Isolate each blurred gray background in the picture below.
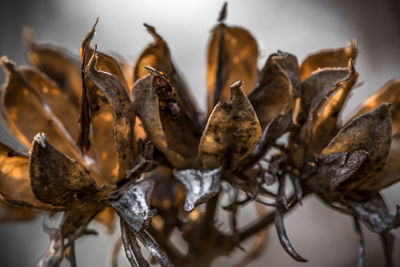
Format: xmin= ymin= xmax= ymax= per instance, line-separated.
xmin=0 ymin=0 xmax=399 ymax=266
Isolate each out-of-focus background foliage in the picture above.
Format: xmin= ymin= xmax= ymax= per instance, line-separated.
xmin=0 ymin=0 xmax=399 ymax=266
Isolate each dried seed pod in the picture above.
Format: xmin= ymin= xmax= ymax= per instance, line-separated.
xmin=19 ymin=67 xmax=80 ymax=141
xmin=85 ymin=47 xmax=137 ymax=181
xmin=351 ymin=78 xmax=400 ymax=134
xmin=248 ymin=51 xmax=300 ymax=130
xmin=308 ymin=62 xmax=358 ymax=154
xmin=300 ymin=41 xmax=357 ymax=80
xmin=0 ymin=141 xmax=52 ymax=210
xmin=321 ymin=103 xmax=392 ymax=192
xmin=308 ymin=150 xmax=368 ymax=193
xmin=132 ymin=69 xmax=200 ymax=169
xmin=206 ymin=6 xmax=258 ymax=114
xmin=0 ymin=57 xmax=84 ymax=163
xmin=79 ymin=21 xmax=133 ymax=182
xmin=29 ymin=133 xmax=101 ymax=208
xmin=80 ymin=19 xmax=129 ymax=89
xmin=301 ymin=67 xmax=352 ymax=116
xmin=357 ymin=133 xmax=400 ymax=194
xmin=290 ymin=66 xmax=353 ymax=167
xmin=23 ymin=27 xmax=82 ymax=107
xmin=199 ymin=81 xmax=261 ymax=171
xmin=134 ymin=23 xmax=202 ymax=132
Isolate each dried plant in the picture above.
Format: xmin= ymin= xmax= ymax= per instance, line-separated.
xmin=0 ymin=3 xmax=399 ymax=267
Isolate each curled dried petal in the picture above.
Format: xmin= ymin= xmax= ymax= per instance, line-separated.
xmin=300 ymin=41 xmax=357 ymax=80
xmin=291 ymin=66 xmax=358 ymax=167
xmin=301 ymin=67 xmax=352 ymax=116
xmin=80 ymin=19 xmax=129 ymax=89
xmin=132 ymin=70 xmax=200 ymax=169
xmin=308 ymin=62 xmax=358 ymax=154
xmin=86 ymin=48 xmax=137 ymax=181
xmin=79 ymin=21 xmax=132 ymax=182
xmin=199 ymin=81 xmax=261 ymax=171
xmin=134 ymin=23 xmax=202 ymax=132
xmin=248 ymin=51 xmax=300 ymax=130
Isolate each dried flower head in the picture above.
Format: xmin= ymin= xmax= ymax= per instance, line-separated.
xmin=0 ymin=3 xmax=399 ymax=267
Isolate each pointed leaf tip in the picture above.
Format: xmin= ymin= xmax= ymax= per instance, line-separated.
xmin=218 ymin=2 xmax=228 ymax=22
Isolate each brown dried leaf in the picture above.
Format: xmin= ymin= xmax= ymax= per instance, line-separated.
xmin=206 ymin=11 xmax=258 ymax=114
xmin=174 ymin=168 xmax=221 ymax=212
xmin=134 ymin=24 xmax=202 ymax=132
xmin=19 ymin=66 xmax=80 ymax=141
xmin=199 ymin=81 xmax=261 ymax=171
xmin=0 ymin=140 xmax=55 ymax=210
xmin=290 ymin=67 xmax=353 ymax=167
xmin=23 ymin=27 xmax=82 ymax=107
xmin=300 ymin=41 xmax=357 ymax=80
xmin=78 ymin=21 xmax=128 ymax=182
xmin=308 ymin=63 xmax=358 ymax=154
xmin=80 ymin=19 xmax=129 ymax=89
xmin=248 ymin=51 xmax=300 ymax=130
xmin=83 ymin=80 xmax=118 ymax=180
xmin=0 ymin=57 xmax=84 ymax=162
xmin=108 ymin=178 xmax=156 ymax=232
xmin=321 ymin=103 xmax=392 ymax=192
xmin=351 ymin=78 xmax=400 ymax=135
xmin=301 ymin=67 xmax=352 ymax=116
xmin=29 ymin=133 xmax=101 ymax=208
xmin=132 ymin=70 xmax=201 ymax=169
xmin=357 ymin=133 xmax=400 ymax=193
xmin=86 ymin=47 xmax=137 ymax=181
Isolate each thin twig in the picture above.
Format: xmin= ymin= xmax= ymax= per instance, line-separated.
xmin=238 ymin=194 xmax=299 ymax=242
